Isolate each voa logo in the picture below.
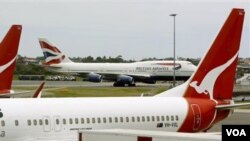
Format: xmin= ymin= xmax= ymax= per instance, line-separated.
xmin=226 ymin=129 xmax=246 ymax=137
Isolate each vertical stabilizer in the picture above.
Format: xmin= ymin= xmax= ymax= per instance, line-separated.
xmin=0 ymin=25 xmax=22 ymax=94
xmin=38 ymin=38 xmax=72 ymax=65
xmin=184 ymin=9 xmax=244 ymax=100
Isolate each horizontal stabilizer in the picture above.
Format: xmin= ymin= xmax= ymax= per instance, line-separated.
xmin=216 ymin=103 xmax=250 ymax=110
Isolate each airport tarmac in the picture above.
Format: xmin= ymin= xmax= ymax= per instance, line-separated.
xmin=208 ymin=109 xmax=250 ymax=132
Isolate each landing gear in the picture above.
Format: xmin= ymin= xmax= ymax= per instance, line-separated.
xmin=128 ymin=83 xmax=136 ymax=87
xmin=113 ymin=82 xmax=136 ymax=87
xmin=113 ymin=82 xmax=125 ymax=87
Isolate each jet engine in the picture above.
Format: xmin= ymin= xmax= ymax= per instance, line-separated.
xmin=113 ymin=75 xmax=135 ymax=87
xmin=86 ymin=73 xmax=102 ymax=82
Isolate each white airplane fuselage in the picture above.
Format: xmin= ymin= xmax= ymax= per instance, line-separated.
xmin=49 ymin=60 xmax=196 ymax=81
xmin=0 ymin=97 xmax=219 ymax=141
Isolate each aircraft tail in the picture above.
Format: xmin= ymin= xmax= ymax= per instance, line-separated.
xmin=38 ymin=38 xmax=72 ymax=65
xmin=0 ymin=25 xmax=22 ymax=94
xmin=183 ymin=8 xmax=244 ymax=100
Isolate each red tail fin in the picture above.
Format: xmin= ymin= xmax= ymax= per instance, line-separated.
xmin=184 ymin=9 xmax=244 ymax=100
xmin=0 ymin=25 xmax=22 ymax=94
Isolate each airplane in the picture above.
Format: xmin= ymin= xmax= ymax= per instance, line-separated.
xmin=1 ymin=8 xmax=250 ymax=141
xmin=38 ymin=39 xmax=196 ymax=87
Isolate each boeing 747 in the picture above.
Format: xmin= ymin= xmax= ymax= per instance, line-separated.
xmin=38 ymin=40 xmax=196 ymax=86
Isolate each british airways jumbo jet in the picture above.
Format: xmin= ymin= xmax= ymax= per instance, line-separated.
xmin=0 ymin=8 xmax=250 ymax=141
xmin=38 ymin=40 xmax=196 ymax=87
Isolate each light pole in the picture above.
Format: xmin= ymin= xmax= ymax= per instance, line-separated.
xmin=170 ymin=13 xmax=177 ymax=87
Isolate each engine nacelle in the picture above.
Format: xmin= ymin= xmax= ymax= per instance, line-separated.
xmin=86 ymin=73 xmax=102 ymax=82
xmin=114 ymin=75 xmax=135 ymax=86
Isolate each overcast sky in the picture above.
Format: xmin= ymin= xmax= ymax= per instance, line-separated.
xmin=0 ymin=0 xmax=249 ymax=60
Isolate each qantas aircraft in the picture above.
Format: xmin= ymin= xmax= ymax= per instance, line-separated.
xmin=38 ymin=39 xmax=196 ymax=87
xmin=1 ymin=8 xmax=250 ymax=141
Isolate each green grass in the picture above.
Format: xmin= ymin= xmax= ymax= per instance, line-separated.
xmin=43 ymin=87 xmax=168 ymax=97
xmin=12 ymin=86 xmax=168 ymax=98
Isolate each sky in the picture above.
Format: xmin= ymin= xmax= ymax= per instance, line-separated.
xmin=0 ymin=0 xmax=249 ymax=60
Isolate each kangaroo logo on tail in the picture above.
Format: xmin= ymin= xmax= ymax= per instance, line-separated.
xmin=0 ymin=56 xmax=17 ymax=73
xmin=190 ymin=51 xmax=239 ymax=99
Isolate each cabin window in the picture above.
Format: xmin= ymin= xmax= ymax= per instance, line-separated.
xmin=109 ymin=117 xmax=112 ymax=123
xmin=147 ymin=116 xmax=150 ymax=122
xmin=39 ymin=119 xmax=43 ymax=125
xmin=1 ymin=120 xmax=5 ymax=127
xmin=161 ymin=116 xmax=165 ymax=121
xmin=97 ymin=118 xmax=101 ymax=123
xmin=126 ymin=117 xmax=129 ymax=122
xmin=81 ymin=118 xmax=84 ymax=124
xmin=33 ymin=120 xmax=37 ymax=126
xmin=137 ymin=116 xmax=140 ymax=122
xmin=69 ymin=118 xmax=73 ymax=124
xmin=15 ymin=120 xmax=19 ymax=126
xmin=87 ymin=118 xmax=90 ymax=124
xmin=45 ymin=119 xmax=49 ymax=125
xmin=156 ymin=116 xmax=160 ymax=121
xmin=171 ymin=116 xmax=174 ymax=121
xmin=120 ymin=117 xmax=123 ymax=123
xmin=131 ymin=117 xmax=135 ymax=122
xmin=115 ymin=117 xmax=118 ymax=123
xmin=166 ymin=116 xmax=169 ymax=121
xmin=142 ymin=116 xmax=145 ymax=122
xmin=56 ymin=119 xmax=60 ymax=125
xmin=103 ymin=117 xmax=107 ymax=123
xmin=176 ymin=115 xmax=179 ymax=121
xmin=75 ymin=118 xmax=79 ymax=124
xmin=151 ymin=116 xmax=155 ymax=122
xmin=27 ymin=120 xmax=31 ymax=126
xmin=63 ymin=119 xmax=67 ymax=124
xmin=92 ymin=118 xmax=95 ymax=124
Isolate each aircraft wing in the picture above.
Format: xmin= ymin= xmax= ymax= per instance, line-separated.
xmin=0 ymin=82 xmax=45 ymax=98
xmin=0 ymin=82 xmax=65 ymax=98
xmin=78 ymin=129 xmax=221 ymax=141
xmin=77 ymin=72 xmax=151 ymax=81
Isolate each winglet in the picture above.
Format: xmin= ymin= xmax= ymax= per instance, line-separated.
xmin=32 ymin=81 xmax=45 ymax=98
xmin=0 ymin=25 xmax=22 ymax=95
